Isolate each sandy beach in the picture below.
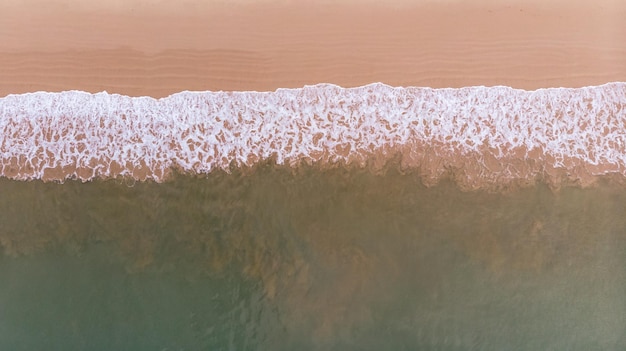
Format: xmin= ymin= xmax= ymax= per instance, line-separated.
xmin=1 ymin=0 xmax=626 ymax=188
xmin=1 ymin=0 xmax=625 ymax=97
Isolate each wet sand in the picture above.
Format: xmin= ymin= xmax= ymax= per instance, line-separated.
xmin=1 ymin=0 xmax=625 ymax=97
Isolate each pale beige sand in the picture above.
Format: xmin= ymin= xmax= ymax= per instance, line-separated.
xmin=1 ymin=0 xmax=626 ymax=188
xmin=1 ymin=0 xmax=625 ymax=97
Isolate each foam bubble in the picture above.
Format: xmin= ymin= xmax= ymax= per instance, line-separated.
xmin=1 ymin=83 xmax=625 ymax=188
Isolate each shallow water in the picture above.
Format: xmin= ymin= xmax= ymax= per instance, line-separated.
xmin=1 ymin=165 xmax=625 ymax=350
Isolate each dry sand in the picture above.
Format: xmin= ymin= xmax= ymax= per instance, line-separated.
xmin=1 ymin=0 xmax=625 ymax=97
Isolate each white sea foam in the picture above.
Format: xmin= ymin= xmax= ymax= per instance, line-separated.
xmin=1 ymin=83 xmax=625 ymax=184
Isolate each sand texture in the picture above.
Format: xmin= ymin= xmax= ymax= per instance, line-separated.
xmin=1 ymin=0 xmax=625 ymax=96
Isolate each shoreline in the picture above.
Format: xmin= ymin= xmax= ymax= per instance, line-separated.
xmin=1 ymin=82 xmax=625 ymax=190
xmin=2 ymin=0 xmax=625 ymax=190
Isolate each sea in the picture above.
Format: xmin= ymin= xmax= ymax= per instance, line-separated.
xmin=0 ymin=83 xmax=625 ymax=350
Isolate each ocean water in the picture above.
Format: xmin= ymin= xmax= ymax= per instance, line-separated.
xmin=1 ymin=83 xmax=626 ymax=349
xmin=1 ymin=164 xmax=625 ymax=350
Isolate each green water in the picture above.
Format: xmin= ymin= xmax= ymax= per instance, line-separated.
xmin=1 ymin=164 xmax=625 ymax=350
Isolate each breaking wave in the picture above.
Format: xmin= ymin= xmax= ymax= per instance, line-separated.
xmin=1 ymin=82 xmax=625 ymax=189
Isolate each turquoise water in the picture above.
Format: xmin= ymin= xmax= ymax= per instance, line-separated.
xmin=1 ymin=164 xmax=625 ymax=350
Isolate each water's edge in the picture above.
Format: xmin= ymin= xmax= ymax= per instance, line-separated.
xmin=1 ymin=82 xmax=625 ymax=191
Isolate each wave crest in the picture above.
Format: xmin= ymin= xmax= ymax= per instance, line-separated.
xmin=1 ymin=83 xmax=625 ymax=189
